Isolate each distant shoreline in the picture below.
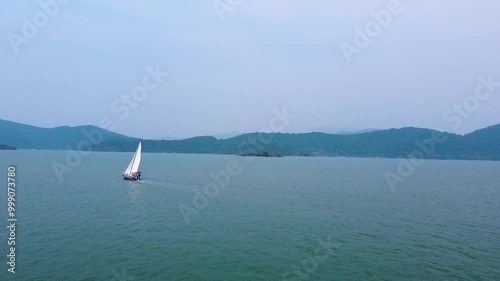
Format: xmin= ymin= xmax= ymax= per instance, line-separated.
xmin=238 ymin=152 xmax=284 ymax=158
xmin=3 ymin=149 xmax=499 ymax=162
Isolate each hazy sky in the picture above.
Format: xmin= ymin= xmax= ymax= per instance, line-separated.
xmin=1 ymin=0 xmax=499 ymax=139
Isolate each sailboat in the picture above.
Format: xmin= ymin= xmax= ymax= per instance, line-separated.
xmin=123 ymin=141 xmax=142 ymax=180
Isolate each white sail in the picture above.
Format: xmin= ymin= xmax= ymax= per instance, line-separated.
xmin=124 ymin=142 xmax=141 ymax=175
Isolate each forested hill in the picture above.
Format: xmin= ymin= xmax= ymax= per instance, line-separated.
xmin=0 ymin=144 xmax=16 ymax=150
xmin=1 ymin=119 xmax=499 ymax=161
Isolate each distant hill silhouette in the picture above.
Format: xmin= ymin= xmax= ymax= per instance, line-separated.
xmin=313 ymin=127 xmax=381 ymax=135
xmin=0 ymin=119 xmax=133 ymax=150
xmin=1 ymin=119 xmax=499 ymax=160
xmin=0 ymin=144 xmax=16 ymax=150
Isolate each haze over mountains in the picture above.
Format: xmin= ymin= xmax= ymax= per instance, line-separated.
xmin=1 ymin=119 xmax=499 ymax=160
xmin=312 ymin=128 xmax=381 ymax=135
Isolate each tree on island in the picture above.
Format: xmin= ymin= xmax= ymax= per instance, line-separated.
xmin=239 ymin=152 xmax=284 ymax=157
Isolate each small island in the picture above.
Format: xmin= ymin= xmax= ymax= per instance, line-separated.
xmin=239 ymin=152 xmax=284 ymax=157
xmin=0 ymin=144 xmax=16 ymax=150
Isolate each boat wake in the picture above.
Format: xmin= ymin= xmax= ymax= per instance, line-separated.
xmin=131 ymin=179 xmax=204 ymax=189
xmin=134 ymin=179 xmax=167 ymax=187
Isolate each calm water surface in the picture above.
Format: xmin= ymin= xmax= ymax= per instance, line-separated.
xmin=0 ymin=150 xmax=499 ymax=280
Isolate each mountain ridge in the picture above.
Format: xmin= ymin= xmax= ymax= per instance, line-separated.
xmin=1 ymin=119 xmax=499 ymax=160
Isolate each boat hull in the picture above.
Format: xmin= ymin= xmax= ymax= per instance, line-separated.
xmin=123 ymin=171 xmax=142 ymax=181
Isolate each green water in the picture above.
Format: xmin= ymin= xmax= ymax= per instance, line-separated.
xmin=0 ymin=150 xmax=499 ymax=280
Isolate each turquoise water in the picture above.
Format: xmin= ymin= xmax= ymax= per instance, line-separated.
xmin=0 ymin=150 xmax=499 ymax=280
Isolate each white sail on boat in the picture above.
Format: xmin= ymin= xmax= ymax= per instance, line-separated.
xmin=123 ymin=141 xmax=142 ymax=180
